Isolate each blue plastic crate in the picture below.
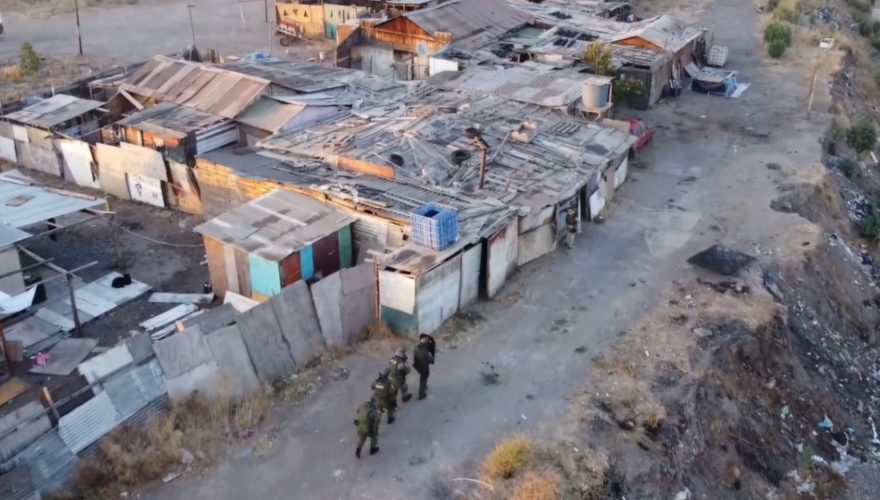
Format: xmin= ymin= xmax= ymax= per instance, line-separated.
xmin=411 ymin=204 xmax=459 ymax=251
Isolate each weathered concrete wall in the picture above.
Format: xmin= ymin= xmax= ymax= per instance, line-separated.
xmin=153 ymin=328 xmax=213 ymax=378
xmin=416 ymin=255 xmax=461 ymax=334
xmin=339 ymin=264 xmax=375 ymax=344
xmin=459 ymin=244 xmax=481 ymax=308
xmin=272 ymin=280 xmax=325 ymax=366
xmin=237 ymin=301 xmax=297 ymax=381
xmin=204 ymin=325 xmax=261 ymax=397
xmin=311 ymin=271 xmax=344 ymax=346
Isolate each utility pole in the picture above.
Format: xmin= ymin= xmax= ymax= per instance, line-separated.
xmin=74 ymin=0 xmax=83 ymax=55
xmin=187 ymin=1 xmax=197 ymax=48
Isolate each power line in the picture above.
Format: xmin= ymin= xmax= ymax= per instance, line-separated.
xmin=101 ymin=216 xmax=204 ymax=248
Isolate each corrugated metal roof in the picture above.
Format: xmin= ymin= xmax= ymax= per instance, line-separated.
xmin=5 ymin=94 xmax=104 ymax=129
xmin=612 ymin=15 xmax=702 ymax=53
xmin=103 ymin=359 xmax=166 ymax=419
xmin=120 ymin=56 xmax=269 ymax=119
xmin=11 ymin=430 xmax=77 ymax=497
xmin=441 ymin=67 xmax=583 ymax=107
xmin=116 ymin=102 xmax=229 ymax=137
xmin=194 ymin=188 xmax=356 ymax=261
xmin=235 ymin=97 xmax=305 ymax=133
xmin=0 ymin=170 xmax=104 ymax=229
xmin=58 ymin=391 xmax=121 ymax=454
xmin=0 ymin=401 xmax=52 ymax=463
xmin=224 ymin=60 xmax=356 ymax=93
xmin=404 ymin=0 xmax=534 ymax=51
xmin=0 ymin=224 xmax=29 ymax=248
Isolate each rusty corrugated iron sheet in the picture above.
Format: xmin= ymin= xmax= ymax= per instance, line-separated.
xmin=120 ymin=56 xmax=269 ymax=119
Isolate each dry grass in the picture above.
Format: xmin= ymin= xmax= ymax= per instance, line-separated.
xmin=273 ymin=367 xmax=318 ymax=404
xmin=61 ymin=390 xmax=274 ymax=498
xmin=482 ymin=436 xmax=533 ymax=481
xmin=233 ymin=386 xmax=271 ymax=433
xmin=512 ymin=470 xmax=563 ymax=500
xmin=1 ymin=65 xmax=22 ymax=82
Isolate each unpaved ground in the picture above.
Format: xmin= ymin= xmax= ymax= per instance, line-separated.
xmin=0 ymin=0 xmax=330 ymax=65
xmin=141 ymin=0 xmax=840 ymax=497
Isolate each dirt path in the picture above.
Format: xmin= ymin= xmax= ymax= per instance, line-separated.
xmin=0 ymin=0 xmax=318 ymax=63
xmin=146 ymin=0 xmax=835 ymax=498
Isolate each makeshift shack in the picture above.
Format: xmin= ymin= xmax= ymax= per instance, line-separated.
xmin=194 ymin=188 xmax=357 ymax=299
xmin=0 ymin=95 xmax=105 ymax=176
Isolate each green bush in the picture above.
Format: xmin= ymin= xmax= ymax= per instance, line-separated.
xmin=837 ymin=158 xmax=857 ymax=178
xmin=19 ymin=43 xmax=40 ymax=76
xmin=764 ymin=22 xmax=793 ymax=45
xmin=612 ymin=77 xmax=646 ymax=102
xmin=768 ymin=38 xmax=789 ymax=58
xmin=765 ymin=22 xmax=793 ymax=58
xmin=847 ymin=0 xmax=871 ymax=13
xmin=860 ymin=209 xmax=880 ymax=244
xmin=872 ymin=35 xmax=880 ymax=52
xmin=848 ymin=122 xmax=877 ymax=153
xmin=860 ymin=19 xmax=874 ymax=37
xmin=874 ymin=20 xmax=880 ymax=35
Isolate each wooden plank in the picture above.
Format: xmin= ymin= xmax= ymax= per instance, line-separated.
xmin=149 ymin=293 xmax=215 ymax=304
xmin=0 ymin=377 xmax=30 ymax=405
xmin=139 ymin=304 xmax=198 ymax=331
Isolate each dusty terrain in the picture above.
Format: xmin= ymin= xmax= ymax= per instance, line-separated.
xmin=133 ymin=0 xmax=863 ymax=498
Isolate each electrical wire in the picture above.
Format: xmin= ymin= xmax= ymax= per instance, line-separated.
xmin=102 ymin=216 xmax=204 ymax=248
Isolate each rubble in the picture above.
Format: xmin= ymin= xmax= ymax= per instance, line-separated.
xmin=686 ymin=244 xmax=755 ymax=276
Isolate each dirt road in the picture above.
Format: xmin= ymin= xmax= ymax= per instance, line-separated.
xmin=0 ymin=0 xmax=295 ymax=63
xmin=145 ymin=0 xmax=833 ymax=498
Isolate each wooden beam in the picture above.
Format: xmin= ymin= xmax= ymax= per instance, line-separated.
xmin=118 ymin=88 xmax=145 ymax=111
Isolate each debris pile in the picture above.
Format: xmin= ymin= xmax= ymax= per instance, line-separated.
xmin=687 ymin=244 xmax=755 ymax=276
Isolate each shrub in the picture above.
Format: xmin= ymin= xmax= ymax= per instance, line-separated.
xmin=848 ymin=121 xmax=877 ymax=153
xmin=512 ymin=470 xmax=563 ymax=500
xmin=19 ymin=43 xmax=40 ymax=76
xmin=860 ymin=208 xmax=880 ymax=244
xmin=612 ymin=77 xmax=646 ymax=102
xmin=837 ymin=157 xmax=857 ymax=178
xmin=764 ymin=22 xmax=793 ymax=58
xmin=860 ymin=19 xmax=874 ymax=37
xmin=764 ymin=22 xmax=793 ymax=45
xmin=847 ymin=0 xmax=871 ymax=13
xmin=773 ymin=6 xmax=799 ymax=23
xmin=874 ymin=20 xmax=880 ymax=35
xmin=581 ymin=42 xmax=614 ymax=76
xmin=482 ymin=436 xmax=532 ymax=480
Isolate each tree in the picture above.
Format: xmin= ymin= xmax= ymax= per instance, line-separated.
xmin=582 ymin=42 xmax=614 ymax=76
xmin=19 ymin=43 xmax=40 ymax=76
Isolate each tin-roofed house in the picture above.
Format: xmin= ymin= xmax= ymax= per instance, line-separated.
xmin=194 ymin=188 xmax=357 ymax=299
xmin=0 ymin=95 xmax=106 ymax=178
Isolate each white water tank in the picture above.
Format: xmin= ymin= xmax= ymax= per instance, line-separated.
xmin=581 ymin=76 xmax=611 ymax=110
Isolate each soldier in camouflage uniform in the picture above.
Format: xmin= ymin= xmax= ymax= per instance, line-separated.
xmin=413 ymin=335 xmax=435 ymax=400
xmin=353 ymin=397 xmax=380 ymax=458
xmin=371 ymin=368 xmax=397 ymax=424
xmin=389 ymin=347 xmax=412 ymax=403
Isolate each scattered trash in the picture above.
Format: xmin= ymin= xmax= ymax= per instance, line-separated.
xmin=819 ymin=416 xmax=834 ymax=430
xmin=762 ymin=271 xmax=784 ymax=301
xmin=819 ymin=37 xmax=834 ymax=50
xmin=673 ymin=488 xmax=691 ymax=500
xmin=181 ymin=448 xmax=194 ymax=465
xmin=781 ymin=405 xmax=790 ymax=420
xmin=692 ymin=327 xmax=713 ymax=338
xmin=687 ymin=245 xmax=755 ymax=276
xmin=162 ymin=471 xmax=181 ymax=484
xmin=30 ymin=352 xmax=49 ymax=366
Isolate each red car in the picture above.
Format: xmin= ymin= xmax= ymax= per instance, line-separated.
xmin=626 ymin=119 xmax=655 ymax=158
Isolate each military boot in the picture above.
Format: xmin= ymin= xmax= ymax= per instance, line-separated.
xmin=369 ymin=446 xmax=380 ymax=455
xmin=355 ymin=447 xmax=362 ymax=459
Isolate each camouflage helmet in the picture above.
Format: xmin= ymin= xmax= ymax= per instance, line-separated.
xmin=380 ymin=367 xmax=391 ymax=379
xmin=395 ymin=346 xmax=407 ymax=358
